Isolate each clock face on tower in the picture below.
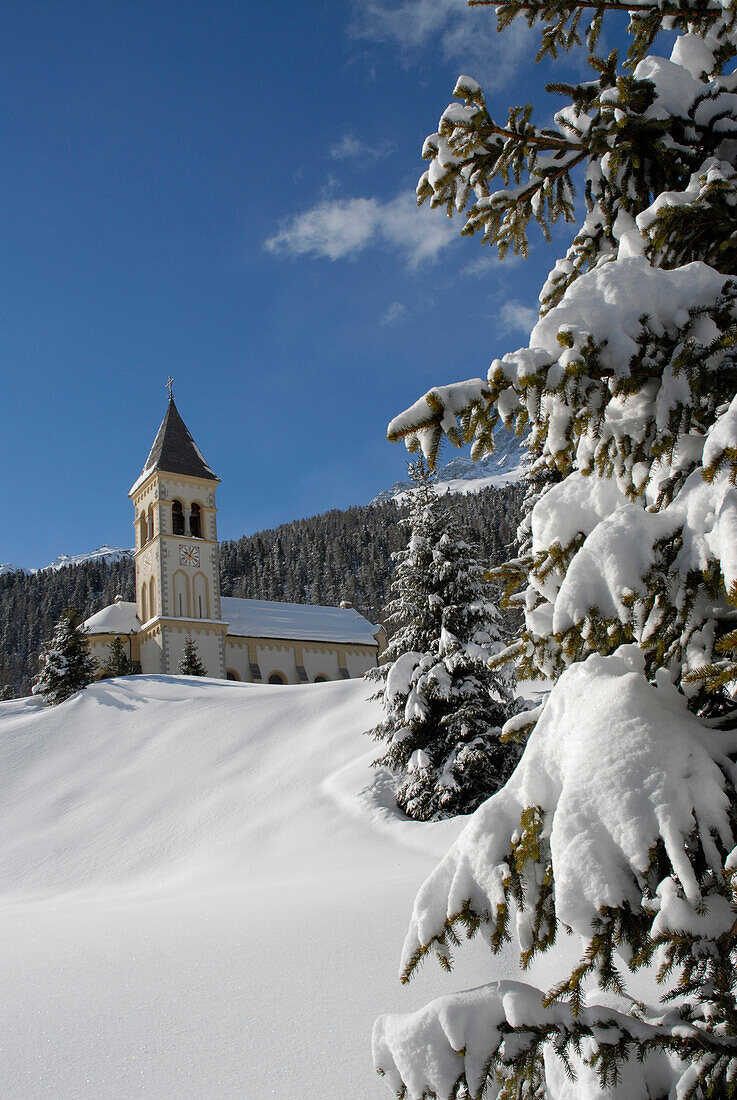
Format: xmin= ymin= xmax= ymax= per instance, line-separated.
xmin=179 ymin=544 xmax=200 ymax=568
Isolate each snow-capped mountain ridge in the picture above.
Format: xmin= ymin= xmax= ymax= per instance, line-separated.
xmin=0 ymin=546 xmax=133 ymax=576
xmin=0 ymin=563 xmax=28 ymax=576
xmin=372 ymin=426 xmax=527 ymax=504
xmin=44 ymin=545 xmax=133 ymax=572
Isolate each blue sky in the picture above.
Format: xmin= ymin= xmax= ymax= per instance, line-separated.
xmin=2 ymin=0 xmax=577 ymax=567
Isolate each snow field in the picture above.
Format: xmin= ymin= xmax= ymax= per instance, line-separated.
xmin=0 ymin=675 xmax=507 ymax=1098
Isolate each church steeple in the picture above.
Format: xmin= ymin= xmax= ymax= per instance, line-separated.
xmin=129 ymin=393 xmax=227 ymax=679
xmin=139 ymin=396 xmax=219 ymax=483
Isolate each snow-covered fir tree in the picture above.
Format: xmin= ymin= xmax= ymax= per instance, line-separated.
xmin=373 ymin=5 xmax=737 ymax=1099
xmin=32 ymin=606 xmax=97 ymax=706
xmin=99 ymin=635 xmax=134 ymax=679
xmin=178 ymin=634 xmax=206 ymax=677
xmin=368 ymin=460 xmax=518 ymax=821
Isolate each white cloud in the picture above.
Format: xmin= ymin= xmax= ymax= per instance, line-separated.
xmin=265 ymin=190 xmax=457 ymax=268
xmin=329 ymin=134 xmax=396 ymax=162
xmin=462 ymin=254 xmax=500 ymax=277
xmin=500 ymin=299 xmax=539 ymax=335
xmin=350 ymin=0 xmax=532 ymax=86
xmin=381 ymin=301 xmax=406 ymax=325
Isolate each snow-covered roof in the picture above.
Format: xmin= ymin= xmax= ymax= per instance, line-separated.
xmin=83 ymin=597 xmax=380 ymax=646
xmin=84 ymin=601 xmax=141 ymax=635
xmin=221 ymin=597 xmax=379 ymax=645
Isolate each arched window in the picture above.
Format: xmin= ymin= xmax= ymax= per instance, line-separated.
xmin=268 ymin=671 xmax=286 ymax=685
xmin=141 ymin=582 xmax=148 ymax=623
xmin=138 ymin=514 xmax=148 ymax=547
xmin=148 ymin=576 xmax=156 ymax=618
xmin=192 ymin=573 xmax=209 ymax=619
xmin=226 ymin=669 xmax=241 ymax=681
xmin=172 ymin=500 xmax=184 ymax=536
xmin=173 ymin=571 xmax=189 ymax=617
xmin=147 ymin=506 xmax=154 ymax=541
xmin=314 ymin=674 xmax=328 ymax=683
xmin=190 ymin=503 xmax=201 ymax=538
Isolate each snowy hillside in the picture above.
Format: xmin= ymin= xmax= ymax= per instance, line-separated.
xmin=0 ymin=676 xmax=514 ymax=1099
xmin=372 ymin=426 xmax=526 ymax=504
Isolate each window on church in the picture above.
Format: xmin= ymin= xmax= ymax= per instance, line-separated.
xmin=172 ymin=500 xmax=184 ymax=535
xmin=314 ymin=675 xmax=328 ymax=683
xmin=147 ymin=506 xmax=154 ymax=541
xmin=190 ymin=503 xmax=201 ymax=538
xmin=139 ymin=514 xmax=148 ymax=547
xmin=268 ymin=671 xmax=286 ymax=685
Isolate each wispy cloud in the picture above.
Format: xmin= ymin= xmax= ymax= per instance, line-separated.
xmin=462 ymin=254 xmax=501 ymax=277
xmin=380 ymin=301 xmax=406 ymax=325
xmin=500 ymin=299 xmax=539 ymax=335
xmin=329 ymin=134 xmax=396 ymax=163
xmin=350 ymin=0 xmax=532 ymax=86
xmin=265 ymin=190 xmax=457 ymax=268
xmin=462 ymin=250 xmax=525 ymax=277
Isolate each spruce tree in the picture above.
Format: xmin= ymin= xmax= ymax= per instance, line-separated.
xmin=32 ymin=606 xmax=97 ymax=706
xmin=98 ymin=635 xmax=134 ymax=679
xmin=373 ymin=5 xmax=737 ymax=1098
xmin=368 ymin=461 xmax=518 ymax=820
xmin=178 ymin=634 xmax=206 ymax=677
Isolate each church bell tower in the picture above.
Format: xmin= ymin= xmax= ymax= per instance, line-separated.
xmin=129 ymin=387 xmax=227 ymax=678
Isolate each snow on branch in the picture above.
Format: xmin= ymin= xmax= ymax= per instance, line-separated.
xmin=400 ymin=646 xmax=737 ymax=981
xmin=373 ymin=974 xmax=737 ymax=1100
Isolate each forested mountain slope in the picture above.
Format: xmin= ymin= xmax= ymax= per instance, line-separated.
xmin=0 ymin=484 xmax=522 ymax=696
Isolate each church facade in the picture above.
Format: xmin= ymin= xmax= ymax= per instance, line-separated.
xmin=84 ymin=397 xmax=383 ymax=683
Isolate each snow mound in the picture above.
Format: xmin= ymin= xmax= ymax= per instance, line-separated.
xmin=0 ymin=675 xmax=502 ymax=1099
xmin=0 ymin=675 xmax=393 ymax=900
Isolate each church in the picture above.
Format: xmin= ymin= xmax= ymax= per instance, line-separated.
xmin=84 ymin=394 xmax=384 ymax=683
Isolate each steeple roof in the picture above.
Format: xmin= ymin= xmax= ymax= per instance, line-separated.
xmin=134 ymin=398 xmax=219 ymax=489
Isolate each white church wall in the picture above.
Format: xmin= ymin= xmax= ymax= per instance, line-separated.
xmin=164 ymin=624 xmax=225 ymax=679
xmin=257 ymin=643 xmax=299 ymax=684
xmin=302 ymin=646 xmax=341 ymax=682
xmin=139 ymin=630 xmax=165 ymax=675
xmin=344 ymin=648 xmax=378 ymax=678
xmin=223 ymin=639 xmax=251 ymax=682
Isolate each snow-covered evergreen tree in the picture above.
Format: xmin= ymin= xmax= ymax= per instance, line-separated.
xmin=368 ymin=461 xmax=518 ymax=821
xmin=178 ymin=634 xmax=206 ymax=677
xmin=373 ymin=5 xmax=737 ymax=1098
xmin=32 ymin=606 xmax=97 ymax=706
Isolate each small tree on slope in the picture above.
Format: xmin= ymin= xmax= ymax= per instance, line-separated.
xmin=98 ymin=635 xmax=134 ymax=679
xmin=372 ymin=6 xmax=737 ymax=1099
xmin=32 ymin=606 xmax=97 ymax=706
xmin=368 ymin=461 xmax=519 ymax=821
xmin=178 ymin=634 xmax=206 ymax=677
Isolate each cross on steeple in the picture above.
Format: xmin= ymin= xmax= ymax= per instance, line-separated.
xmin=166 ymin=376 xmax=174 ymax=400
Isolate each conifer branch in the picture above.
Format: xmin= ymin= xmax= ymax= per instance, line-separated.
xmin=470 ymin=0 xmax=724 ymax=15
